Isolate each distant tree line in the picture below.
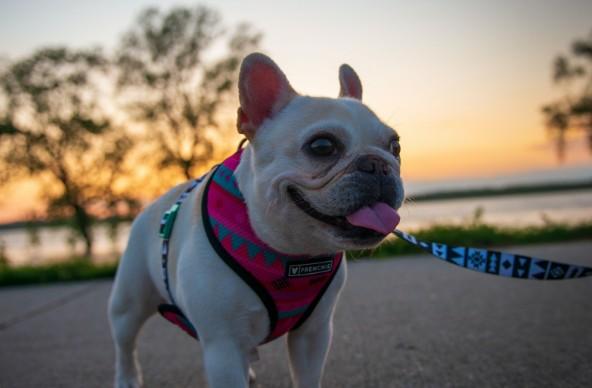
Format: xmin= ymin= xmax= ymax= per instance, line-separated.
xmin=0 ymin=5 xmax=261 ymax=257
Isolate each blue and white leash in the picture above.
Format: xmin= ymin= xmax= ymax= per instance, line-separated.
xmin=393 ymin=229 xmax=592 ymax=280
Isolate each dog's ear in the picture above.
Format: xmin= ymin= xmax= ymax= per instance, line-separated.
xmin=338 ymin=64 xmax=363 ymax=100
xmin=237 ymin=53 xmax=297 ymax=139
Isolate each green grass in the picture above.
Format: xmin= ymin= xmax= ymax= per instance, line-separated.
xmin=0 ymin=258 xmax=117 ymax=287
xmin=352 ymin=220 xmax=592 ymax=259
xmin=1 ymin=220 xmax=591 ymax=287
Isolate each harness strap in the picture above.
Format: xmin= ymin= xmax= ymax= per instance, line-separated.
xmin=393 ymin=229 xmax=592 ymax=280
xmin=201 ymin=155 xmax=343 ymax=343
xmin=160 ymin=179 xmax=201 ymax=304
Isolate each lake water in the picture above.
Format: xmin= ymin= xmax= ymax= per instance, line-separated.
xmin=398 ymin=189 xmax=592 ymax=230
xmin=1 ymin=189 xmax=591 ymax=266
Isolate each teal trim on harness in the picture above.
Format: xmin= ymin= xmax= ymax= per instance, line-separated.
xmin=157 ymin=179 xmax=202 ymax=340
xmin=160 ymin=180 xmax=201 ymax=305
xmin=159 ymin=203 xmax=181 ymax=239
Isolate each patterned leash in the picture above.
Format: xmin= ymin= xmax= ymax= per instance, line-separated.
xmin=393 ymin=229 xmax=592 ymax=280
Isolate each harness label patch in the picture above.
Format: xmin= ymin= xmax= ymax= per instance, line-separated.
xmin=287 ymin=260 xmax=333 ymax=277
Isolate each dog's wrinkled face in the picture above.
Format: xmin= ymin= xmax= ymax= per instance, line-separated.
xmin=234 ymin=54 xmax=404 ymax=255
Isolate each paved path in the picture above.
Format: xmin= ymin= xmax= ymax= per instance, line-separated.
xmin=1 ymin=241 xmax=591 ymax=388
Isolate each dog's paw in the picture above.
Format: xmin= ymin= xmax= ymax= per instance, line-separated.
xmin=115 ymin=375 xmax=143 ymax=388
xmin=248 ymin=366 xmax=257 ymax=386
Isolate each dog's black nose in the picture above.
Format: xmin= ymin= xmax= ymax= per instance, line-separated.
xmin=355 ymin=155 xmax=389 ymax=176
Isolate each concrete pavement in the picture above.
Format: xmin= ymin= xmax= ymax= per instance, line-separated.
xmin=1 ymin=241 xmax=591 ymax=387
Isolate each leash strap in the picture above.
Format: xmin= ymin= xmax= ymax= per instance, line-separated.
xmin=393 ymin=229 xmax=592 ymax=280
xmin=159 ymin=179 xmax=201 ymax=304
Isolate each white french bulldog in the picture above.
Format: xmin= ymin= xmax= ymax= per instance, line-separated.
xmin=109 ymin=53 xmax=404 ymax=388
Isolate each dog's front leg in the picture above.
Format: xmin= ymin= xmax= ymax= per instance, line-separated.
xmin=202 ymin=339 xmax=250 ymax=388
xmin=287 ymin=262 xmax=345 ymax=388
xmin=287 ymin=319 xmax=333 ymax=388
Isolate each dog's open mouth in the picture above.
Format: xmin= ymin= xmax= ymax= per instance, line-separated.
xmin=287 ymin=187 xmax=400 ymax=241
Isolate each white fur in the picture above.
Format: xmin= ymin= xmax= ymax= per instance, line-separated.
xmin=109 ymin=53 xmax=401 ymax=388
xmin=236 ymin=96 xmax=403 ymax=255
xmin=108 ymin=173 xmax=346 ymax=388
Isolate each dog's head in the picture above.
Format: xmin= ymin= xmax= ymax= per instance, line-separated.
xmin=234 ymin=53 xmax=404 ymax=255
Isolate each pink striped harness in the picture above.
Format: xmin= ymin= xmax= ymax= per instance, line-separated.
xmin=159 ymin=150 xmax=343 ymax=343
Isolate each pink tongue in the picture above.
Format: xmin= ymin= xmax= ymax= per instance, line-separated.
xmin=345 ymin=202 xmax=400 ymax=235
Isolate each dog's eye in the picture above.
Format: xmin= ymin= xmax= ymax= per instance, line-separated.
xmin=389 ymin=140 xmax=401 ymax=158
xmin=308 ymin=137 xmax=338 ymax=157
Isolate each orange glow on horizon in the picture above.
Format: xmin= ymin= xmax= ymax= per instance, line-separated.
xmin=1 ymin=132 xmax=590 ymax=224
xmin=1 ymin=0 xmax=592 ymax=223
xmin=401 ymin=141 xmax=591 ymax=180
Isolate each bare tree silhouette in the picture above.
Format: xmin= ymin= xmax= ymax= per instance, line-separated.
xmin=542 ymin=29 xmax=592 ymax=160
xmin=116 ymin=5 xmax=261 ymax=180
xmin=0 ymin=48 xmax=137 ymax=257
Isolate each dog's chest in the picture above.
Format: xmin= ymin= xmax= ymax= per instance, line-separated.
xmin=201 ymin=151 xmax=344 ymax=342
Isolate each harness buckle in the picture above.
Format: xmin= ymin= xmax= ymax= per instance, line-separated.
xmin=159 ymin=203 xmax=181 ymax=239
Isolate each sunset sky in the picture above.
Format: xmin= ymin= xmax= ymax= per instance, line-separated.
xmin=1 ymin=0 xmax=592 ymax=221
